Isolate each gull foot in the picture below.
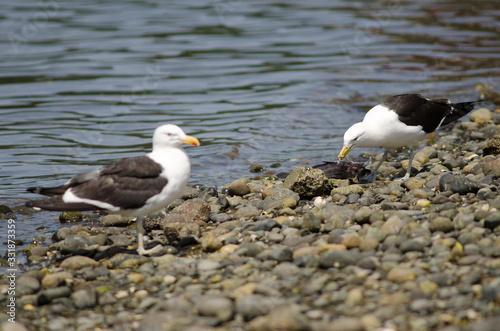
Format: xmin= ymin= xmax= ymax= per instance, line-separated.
xmin=137 ymin=243 xmax=164 ymax=256
xmin=359 ymin=172 xmax=376 ymax=183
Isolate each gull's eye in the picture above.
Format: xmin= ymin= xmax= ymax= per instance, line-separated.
xmin=165 ymin=132 xmax=173 ymax=137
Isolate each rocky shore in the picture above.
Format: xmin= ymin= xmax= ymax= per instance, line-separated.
xmin=2 ymin=103 xmax=500 ymax=331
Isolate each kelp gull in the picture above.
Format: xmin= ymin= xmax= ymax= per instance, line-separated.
xmin=26 ymin=124 xmax=200 ymax=255
xmin=339 ymin=94 xmax=480 ymax=180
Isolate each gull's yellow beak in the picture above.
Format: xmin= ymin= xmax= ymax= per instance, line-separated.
xmin=182 ymin=135 xmax=200 ymax=147
xmin=338 ymin=146 xmax=352 ymax=160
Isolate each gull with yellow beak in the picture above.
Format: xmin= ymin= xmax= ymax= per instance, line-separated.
xmin=339 ymin=94 xmax=479 ymax=181
xmin=26 ymin=124 xmax=200 ymax=255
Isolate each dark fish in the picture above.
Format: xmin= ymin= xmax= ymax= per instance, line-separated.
xmin=313 ymin=161 xmax=372 ymax=179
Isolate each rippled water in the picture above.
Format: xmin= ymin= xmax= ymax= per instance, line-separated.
xmin=0 ymin=0 xmax=499 ymax=261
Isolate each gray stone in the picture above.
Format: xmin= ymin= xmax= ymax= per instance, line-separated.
xmin=236 ymin=295 xmax=278 ymax=321
xmin=273 ymin=262 xmax=301 ymax=278
xmin=60 ymin=255 xmax=99 ymax=270
xmin=268 ymin=246 xmax=293 ymax=262
xmin=248 ymin=304 xmax=311 ymax=331
xmin=381 ymin=201 xmax=409 ymax=210
xmin=470 ymin=107 xmax=493 ymax=123
xmin=477 ymin=187 xmax=496 ymax=200
xmin=327 ymin=317 xmax=364 ymax=331
xmin=177 ymin=199 xmax=211 ymax=222
xmin=483 ymin=136 xmax=500 ymax=156
xmin=195 ymin=295 xmax=234 ymax=322
xmin=265 ymin=184 xmax=300 ymax=202
xmin=240 ymin=242 xmax=265 ymax=257
xmin=201 ymin=234 xmax=223 ymax=252
xmin=216 ymin=195 xmax=230 ymax=209
xmin=180 ymin=186 xmax=200 ymax=199
xmin=80 ymin=267 xmax=110 ymax=281
xmin=429 ymin=217 xmax=454 ymax=233
xmin=345 ymin=193 xmax=360 ymax=204
xmin=100 ymin=214 xmax=130 ymax=227
xmin=357 ymin=257 xmax=378 ymax=270
xmin=71 ymin=288 xmax=97 ymax=309
xmin=41 ymin=271 xmax=74 ymax=289
xmin=484 ymin=212 xmax=500 ymax=230
xmin=253 ymin=218 xmax=280 ymax=232
xmin=198 ymin=186 xmax=218 ymax=201
xmin=294 ymin=254 xmax=319 ymax=268
xmin=38 ymin=286 xmax=72 ymax=305
xmin=59 ymin=236 xmax=97 ymax=255
xmin=29 ymin=245 xmax=48 ymax=257
xmin=284 ymin=166 xmax=330 ymax=198
xmin=53 ymin=227 xmax=72 ymax=241
xmin=400 ymin=239 xmax=425 ymax=253
xmin=439 ymin=173 xmax=484 ymax=195
xmin=353 ymin=208 xmax=372 ymax=224
xmin=226 ymin=178 xmax=251 ymax=196
xmin=410 ymin=298 xmax=433 ymax=313
xmin=211 ymin=212 xmax=232 ymax=223
xmin=197 ymin=260 xmax=221 ymax=272
xmin=301 ymin=212 xmax=321 ymax=233
xmin=16 ymin=276 xmax=40 ymax=296
xmin=467 ymin=316 xmax=500 ymax=331
xmin=234 ymin=205 xmax=260 ymax=219
xmin=319 ymin=250 xmax=358 ymax=268
xmin=257 ymin=199 xmax=283 ymax=212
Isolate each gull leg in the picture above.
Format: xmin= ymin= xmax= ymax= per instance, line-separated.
xmin=361 ymin=150 xmax=388 ymax=182
xmin=136 ymin=217 xmax=163 ymax=256
xmin=402 ymin=148 xmax=415 ymax=180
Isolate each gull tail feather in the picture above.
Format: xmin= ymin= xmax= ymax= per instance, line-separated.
xmin=26 ymin=196 xmax=101 ymax=212
xmin=441 ymin=100 xmax=482 ymax=126
xmin=27 ymin=185 xmax=69 ymax=196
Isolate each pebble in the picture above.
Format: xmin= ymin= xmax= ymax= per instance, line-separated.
xmin=439 ymin=173 xmax=484 ymax=194
xmin=301 ymin=212 xmax=321 ymax=232
xmin=319 ymin=249 xmax=358 ymax=268
xmin=429 ymin=217 xmax=455 ymax=233
xmin=248 ymin=305 xmax=311 ymax=331
xmin=234 ymin=205 xmax=260 ymax=219
xmin=41 ymin=271 xmax=74 ymax=289
xmin=469 ymin=107 xmax=493 ymax=124
xmin=268 ymin=246 xmax=293 ymax=262
xmin=387 ymin=267 xmax=417 ymax=282
xmin=196 ymin=295 xmax=235 ymax=322
xmin=60 ymin=255 xmax=100 ymax=270
xmin=100 ymin=214 xmax=130 ymax=227
xmin=201 ymin=234 xmax=223 ymax=252
xmin=283 ymin=166 xmax=330 ymax=198
xmin=327 ymin=317 xmax=364 ymax=331
xmin=16 ymin=276 xmax=40 ymax=296
xmin=71 ymin=288 xmax=97 ymax=309
xmin=177 ymin=199 xmax=211 ymax=222
xmin=381 ymin=215 xmax=405 ymax=235
xmin=400 ymin=239 xmax=425 ymax=253
xmin=484 ymin=212 xmax=500 ymax=230
xmin=226 ymin=178 xmax=252 ymax=196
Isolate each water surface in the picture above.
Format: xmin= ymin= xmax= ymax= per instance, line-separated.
xmin=1 ymin=0 xmax=499 ymax=263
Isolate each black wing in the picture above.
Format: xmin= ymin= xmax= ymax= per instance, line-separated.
xmin=382 ymin=94 xmax=452 ymax=133
xmin=382 ymin=94 xmax=479 ymax=133
xmin=27 ymin=155 xmax=168 ymax=211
